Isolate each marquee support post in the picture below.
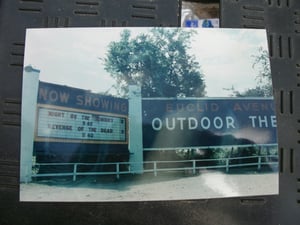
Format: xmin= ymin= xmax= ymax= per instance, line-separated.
xmin=128 ymin=85 xmax=144 ymax=174
xmin=20 ymin=65 xmax=40 ymax=183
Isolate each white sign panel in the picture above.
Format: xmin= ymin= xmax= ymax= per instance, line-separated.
xmin=35 ymin=105 xmax=127 ymax=144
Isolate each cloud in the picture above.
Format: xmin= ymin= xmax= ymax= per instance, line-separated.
xmin=188 ymin=29 xmax=269 ymax=97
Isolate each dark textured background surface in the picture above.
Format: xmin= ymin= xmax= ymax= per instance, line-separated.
xmin=0 ymin=0 xmax=299 ymax=224
xmin=221 ymin=0 xmax=300 ymax=224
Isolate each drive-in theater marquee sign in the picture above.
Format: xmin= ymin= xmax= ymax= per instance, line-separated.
xmin=36 ymin=81 xmax=128 ymax=144
xmin=35 ymin=82 xmax=277 ymax=149
xmin=142 ymin=98 xmax=277 ymax=149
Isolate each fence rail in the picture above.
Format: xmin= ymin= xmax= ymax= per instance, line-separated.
xmin=31 ymin=155 xmax=278 ymax=181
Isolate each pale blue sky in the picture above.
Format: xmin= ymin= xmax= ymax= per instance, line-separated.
xmin=24 ymin=27 xmax=270 ymax=97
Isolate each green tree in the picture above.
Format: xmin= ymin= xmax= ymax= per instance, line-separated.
xmin=234 ymin=47 xmax=272 ymax=97
xmin=104 ymin=28 xmax=206 ymax=97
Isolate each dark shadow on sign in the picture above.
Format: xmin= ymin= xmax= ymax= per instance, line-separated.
xmin=34 ymin=142 xmax=129 ymax=175
xmin=142 ymin=123 xmax=257 ymax=149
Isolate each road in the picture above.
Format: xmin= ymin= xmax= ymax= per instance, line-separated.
xmin=20 ymin=170 xmax=278 ymax=202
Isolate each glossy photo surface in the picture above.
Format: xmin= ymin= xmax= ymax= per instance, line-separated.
xmin=20 ymin=27 xmax=278 ymax=201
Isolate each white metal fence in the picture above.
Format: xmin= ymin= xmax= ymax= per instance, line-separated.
xmin=31 ymin=154 xmax=278 ymax=181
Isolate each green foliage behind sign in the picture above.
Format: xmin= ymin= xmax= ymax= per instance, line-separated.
xmin=104 ymin=28 xmax=206 ymax=98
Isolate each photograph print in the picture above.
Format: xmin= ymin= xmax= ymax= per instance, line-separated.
xmin=20 ymin=27 xmax=278 ymax=201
